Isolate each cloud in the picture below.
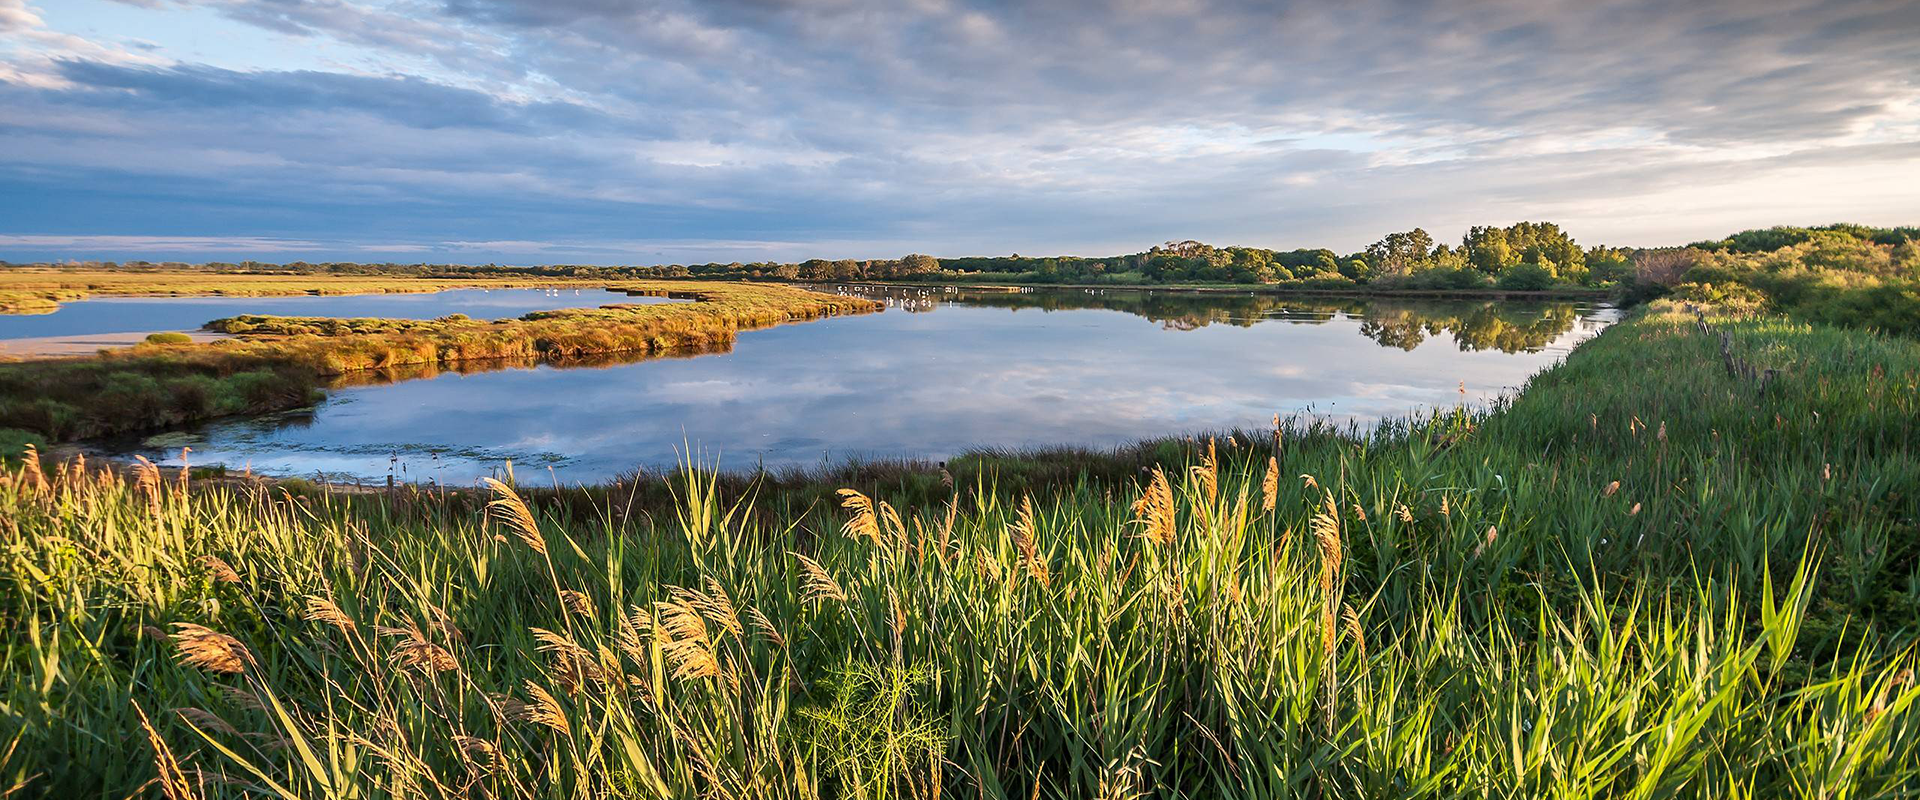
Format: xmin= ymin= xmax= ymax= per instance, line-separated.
xmin=0 ymin=234 xmax=328 ymax=251
xmin=1 ymin=0 xmax=1917 ymax=262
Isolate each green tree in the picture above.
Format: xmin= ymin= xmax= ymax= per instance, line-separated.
xmin=1365 ymin=228 xmax=1435 ymax=278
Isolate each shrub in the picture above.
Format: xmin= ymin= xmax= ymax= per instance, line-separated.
xmin=1495 ymin=261 xmax=1557 ymax=291
xmin=0 ymin=427 xmax=44 ymax=461
xmin=143 ymin=332 xmax=193 ymax=345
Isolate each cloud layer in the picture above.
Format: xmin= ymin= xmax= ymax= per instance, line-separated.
xmin=2 ymin=0 xmax=1917 ymax=262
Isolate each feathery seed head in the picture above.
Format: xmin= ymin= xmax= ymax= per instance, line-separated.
xmin=791 ymin=551 xmax=848 ymax=604
xmin=170 ymin=623 xmax=249 ymax=674
xmin=483 ymin=477 xmax=546 ymax=555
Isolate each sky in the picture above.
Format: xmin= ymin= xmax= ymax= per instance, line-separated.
xmin=1 ymin=0 xmax=1917 ymax=265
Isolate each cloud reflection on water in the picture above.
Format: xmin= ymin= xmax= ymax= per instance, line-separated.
xmin=131 ymin=290 xmax=1615 ymax=483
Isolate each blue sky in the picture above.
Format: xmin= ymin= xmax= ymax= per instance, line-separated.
xmin=2 ymin=0 xmax=1917 ymax=264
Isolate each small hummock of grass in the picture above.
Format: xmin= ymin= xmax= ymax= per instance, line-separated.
xmin=142 ymin=331 xmax=194 ymax=345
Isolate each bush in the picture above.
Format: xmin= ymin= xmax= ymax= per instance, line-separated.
xmin=143 ymin=332 xmax=193 ymax=345
xmin=0 ymin=427 xmax=45 ymax=461
xmin=1496 ymin=262 xmax=1557 ymax=291
xmin=1399 ymin=266 xmax=1493 ymax=291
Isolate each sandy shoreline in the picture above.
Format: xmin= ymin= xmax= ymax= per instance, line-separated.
xmin=0 ymin=329 xmax=231 ymax=359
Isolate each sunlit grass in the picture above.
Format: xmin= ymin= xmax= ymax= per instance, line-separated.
xmin=1 ymin=301 xmax=1917 ymax=797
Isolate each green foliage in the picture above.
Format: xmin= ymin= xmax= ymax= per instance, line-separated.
xmin=798 ymin=662 xmax=945 ymax=797
xmin=142 ymin=331 xmax=194 ymax=345
xmin=1464 ymin=221 xmax=1585 ymax=276
xmin=1495 ymin=261 xmax=1557 ymax=291
xmin=3 ymin=305 xmax=1918 ymax=797
xmin=0 ymin=427 xmax=43 ymax=461
xmin=1656 ymin=226 xmax=1920 ymax=332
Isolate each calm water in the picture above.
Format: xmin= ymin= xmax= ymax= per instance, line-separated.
xmin=0 ymin=287 xmax=677 ymax=340
xmin=115 ymin=288 xmax=1614 ymax=484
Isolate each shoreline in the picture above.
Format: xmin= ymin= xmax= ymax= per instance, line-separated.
xmin=0 ymin=328 xmax=232 ymax=360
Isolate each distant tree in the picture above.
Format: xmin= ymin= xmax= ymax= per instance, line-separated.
xmin=1464 ymin=222 xmax=1582 ymax=276
xmin=899 ymin=254 xmax=939 ymax=275
xmin=1365 ymin=228 xmax=1435 ymax=278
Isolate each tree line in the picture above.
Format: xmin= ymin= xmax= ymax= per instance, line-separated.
xmin=9 ymin=222 xmax=1916 ymax=327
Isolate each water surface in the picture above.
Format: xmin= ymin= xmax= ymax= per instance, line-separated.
xmin=0 ymin=287 xmax=674 ymax=340
xmin=115 ymin=288 xmax=1614 ymax=484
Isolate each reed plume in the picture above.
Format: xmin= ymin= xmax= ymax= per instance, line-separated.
xmin=1190 ymin=438 xmax=1218 ymax=505
xmin=837 ymin=488 xmax=886 ymax=550
xmin=1131 ymin=467 xmax=1177 ymax=547
xmin=175 ymin=707 xmax=238 ymax=737
xmin=378 ymin=624 xmax=459 ymax=673
xmin=133 ymin=455 xmax=163 ymax=517
xmin=1261 ymin=456 xmax=1279 ymax=513
xmin=746 ymin=605 xmax=786 ymax=648
xmin=791 ymin=552 xmax=848 ymax=604
xmin=196 ymin=555 xmax=241 ymax=585
xmin=170 ymin=623 xmax=249 ymax=674
xmin=20 ymin=444 xmax=45 ymax=496
xmin=1310 ymin=490 xmax=1344 ymax=736
xmin=1009 ymin=496 xmax=1051 ymax=586
xmin=133 ymin=701 xmax=197 ymax=800
xmin=532 ymin=627 xmax=605 ymax=687
xmin=302 ymin=596 xmax=356 ymax=633
xmin=654 ymin=592 xmax=721 ymax=681
xmin=1342 ymin=604 xmax=1366 ymax=663
xmin=887 ymin=586 xmax=907 ymax=641
xmin=939 ymin=500 xmax=959 ymax=560
xmin=453 ymin=735 xmax=499 ymax=771
xmin=695 ymin=577 xmax=744 ymax=638
xmin=559 ymin=589 xmax=594 ymax=617
xmin=482 ymin=477 xmax=546 ymax=555
xmin=518 ymin=681 xmax=571 ymax=735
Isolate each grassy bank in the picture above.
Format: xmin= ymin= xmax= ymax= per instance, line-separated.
xmin=3 ymin=300 xmax=1916 ymax=798
xmin=0 ymin=281 xmax=879 ymax=441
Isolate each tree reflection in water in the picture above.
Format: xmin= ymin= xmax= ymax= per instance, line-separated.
xmin=815 ymin=284 xmax=1599 ymax=354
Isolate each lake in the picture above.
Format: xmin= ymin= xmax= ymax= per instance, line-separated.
xmin=104 ymin=287 xmax=1615 ymax=484
xmin=0 ymin=287 xmax=678 ymax=340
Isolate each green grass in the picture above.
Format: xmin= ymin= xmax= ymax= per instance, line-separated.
xmin=1 ymin=301 xmax=1917 ymax=798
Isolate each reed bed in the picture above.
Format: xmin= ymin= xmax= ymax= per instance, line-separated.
xmin=1 ymin=301 xmax=1918 ymax=798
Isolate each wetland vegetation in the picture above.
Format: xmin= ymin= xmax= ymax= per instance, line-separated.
xmin=1 ymin=222 xmax=1919 ymax=797
xmin=3 ymin=299 xmax=1918 ymax=797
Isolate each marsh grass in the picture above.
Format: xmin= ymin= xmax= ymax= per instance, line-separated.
xmin=1 ymin=301 xmax=1918 ymax=798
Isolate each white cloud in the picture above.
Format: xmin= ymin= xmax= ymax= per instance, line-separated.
xmin=1 ymin=0 xmax=1917 ymax=263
